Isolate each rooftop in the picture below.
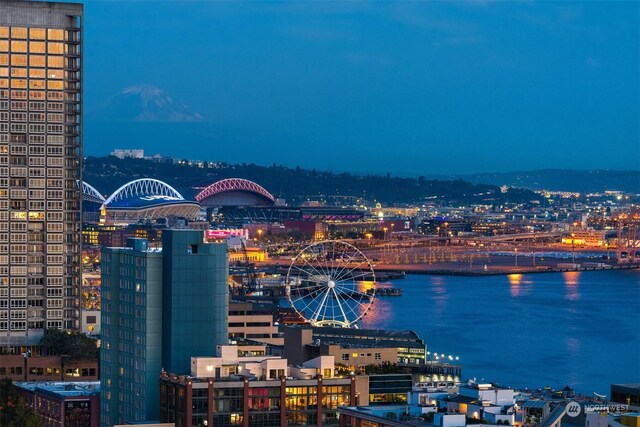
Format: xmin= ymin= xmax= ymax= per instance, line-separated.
xmin=15 ymin=381 xmax=100 ymax=398
xmin=522 ymin=400 xmax=550 ymax=409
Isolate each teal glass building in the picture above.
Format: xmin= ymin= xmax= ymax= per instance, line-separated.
xmin=100 ymin=229 xmax=228 ymax=426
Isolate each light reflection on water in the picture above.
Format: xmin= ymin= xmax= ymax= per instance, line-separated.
xmin=563 ymin=271 xmax=581 ymax=301
xmin=508 ymin=274 xmax=522 ymax=297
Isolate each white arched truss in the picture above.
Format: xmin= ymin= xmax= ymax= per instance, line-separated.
xmin=103 ymin=178 xmax=184 ymax=206
xmin=81 ymin=181 xmax=106 ymax=204
xmin=195 ymin=178 xmax=275 ymax=203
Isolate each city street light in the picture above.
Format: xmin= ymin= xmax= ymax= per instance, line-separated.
xmin=514 ymin=248 xmax=518 ymax=267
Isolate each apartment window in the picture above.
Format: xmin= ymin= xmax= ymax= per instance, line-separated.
xmin=29 ymin=55 xmax=45 ymax=67
xmin=11 ymin=28 xmax=27 ymax=39
xmin=30 ymin=28 xmax=46 ymax=40
xmin=10 ymin=55 xmax=27 ymax=67
xmin=48 ymin=29 xmax=65 ymax=41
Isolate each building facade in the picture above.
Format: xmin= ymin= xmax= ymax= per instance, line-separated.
xmin=14 ymin=381 xmax=100 ymax=427
xmin=228 ymin=301 xmax=283 ymax=346
xmin=100 ymin=237 xmax=163 ymax=426
xmin=0 ymin=1 xmax=83 ymax=351
xmin=159 ymin=372 xmax=355 ymax=427
xmin=100 ymin=230 xmax=229 ymax=426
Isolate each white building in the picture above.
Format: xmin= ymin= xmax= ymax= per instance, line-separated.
xmin=110 ymin=149 xmax=144 ymax=159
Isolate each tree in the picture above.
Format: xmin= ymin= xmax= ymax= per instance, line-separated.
xmin=0 ymin=378 xmax=42 ymax=427
xmin=40 ymin=329 xmax=99 ymax=361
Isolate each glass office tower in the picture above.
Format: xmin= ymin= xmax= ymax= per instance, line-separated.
xmin=101 ymin=230 xmax=229 ymax=426
xmin=0 ymin=2 xmax=83 ymax=351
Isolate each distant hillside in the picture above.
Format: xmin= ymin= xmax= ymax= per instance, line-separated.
xmin=83 ymin=156 xmax=542 ymax=206
xmin=457 ymin=169 xmax=640 ymax=193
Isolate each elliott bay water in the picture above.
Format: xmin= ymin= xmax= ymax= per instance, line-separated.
xmin=358 ymin=269 xmax=640 ymax=395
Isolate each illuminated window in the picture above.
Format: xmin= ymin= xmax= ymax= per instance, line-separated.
xmin=47 ymin=56 xmax=63 ymax=68
xmin=47 ymin=29 xmax=64 ymax=41
xmin=30 ymin=28 xmax=46 ymax=40
xmin=29 ymin=55 xmax=45 ymax=67
xmin=29 ymin=69 xmax=45 ymax=78
xmin=11 ymin=28 xmax=27 ymax=39
xmin=10 ymin=41 xmax=27 ymax=53
xmin=10 ymin=55 xmax=27 ymax=67
xmin=10 ymin=68 xmax=26 ymax=77
xmin=29 ymin=42 xmax=45 ymax=53
xmin=47 ymin=42 xmax=65 ymax=54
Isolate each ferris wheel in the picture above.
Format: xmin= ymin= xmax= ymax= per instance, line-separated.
xmin=286 ymin=240 xmax=375 ymax=328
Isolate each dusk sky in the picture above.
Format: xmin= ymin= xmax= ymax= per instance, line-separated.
xmin=79 ymin=0 xmax=639 ymax=175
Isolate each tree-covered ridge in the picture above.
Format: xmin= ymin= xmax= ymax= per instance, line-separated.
xmin=83 ymin=156 xmax=542 ymax=205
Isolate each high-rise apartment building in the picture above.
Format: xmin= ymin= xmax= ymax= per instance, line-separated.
xmin=101 ymin=230 xmax=229 ymax=426
xmin=0 ymin=2 xmax=83 ymax=350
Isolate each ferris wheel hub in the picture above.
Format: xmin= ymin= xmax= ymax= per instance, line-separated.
xmin=327 ymin=280 xmax=336 ymax=289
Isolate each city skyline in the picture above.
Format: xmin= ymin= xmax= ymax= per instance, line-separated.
xmin=74 ymin=0 xmax=638 ymax=175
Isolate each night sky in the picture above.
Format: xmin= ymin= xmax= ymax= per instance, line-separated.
xmin=78 ymin=0 xmax=639 ymax=175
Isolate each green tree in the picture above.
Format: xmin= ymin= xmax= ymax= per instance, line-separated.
xmin=40 ymin=329 xmax=98 ymax=361
xmin=0 ymin=378 xmax=42 ymax=427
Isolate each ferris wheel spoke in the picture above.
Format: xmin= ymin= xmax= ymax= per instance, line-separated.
xmin=330 ymin=288 xmax=348 ymax=324
xmin=310 ymin=288 xmax=331 ymax=323
xmin=343 ymin=287 xmax=373 ymax=300
xmin=290 ymin=268 xmax=328 ymax=287
xmin=298 ymin=256 xmax=327 ymax=280
xmin=333 ymin=243 xmax=358 ymax=280
xmin=320 ymin=243 xmax=333 ymax=280
xmin=310 ymin=288 xmax=328 ymax=324
xmin=331 ymin=255 xmax=352 ymax=283
xmin=291 ymin=286 xmax=325 ymax=305
xmin=292 ymin=280 xmax=327 ymax=291
xmin=333 ymin=257 xmax=368 ymax=281
xmin=330 ymin=240 xmax=348 ymax=280
xmin=297 ymin=285 xmax=329 ymax=315
xmin=334 ymin=268 xmax=370 ymax=285
xmin=339 ymin=288 xmax=371 ymax=322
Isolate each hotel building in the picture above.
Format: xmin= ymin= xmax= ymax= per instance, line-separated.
xmin=101 ymin=230 xmax=228 ymax=426
xmin=0 ymin=1 xmax=83 ymax=350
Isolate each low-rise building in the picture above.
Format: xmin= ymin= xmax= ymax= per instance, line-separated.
xmin=159 ymin=345 xmax=357 ymax=427
xmin=14 ymin=381 xmax=100 ymax=427
xmin=0 ymin=355 xmax=98 ymax=382
xmin=229 ymin=301 xmax=283 ymax=345
xmin=283 ymin=326 xmax=427 ymax=367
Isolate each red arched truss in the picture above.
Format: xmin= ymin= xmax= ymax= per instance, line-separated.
xmin=195 ymin=178 xmax=275 ymax=203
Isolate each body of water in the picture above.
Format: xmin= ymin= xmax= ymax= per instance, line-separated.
xmin=357 ymin=269 xmax=640 ymax=395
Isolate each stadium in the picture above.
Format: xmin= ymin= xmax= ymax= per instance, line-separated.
xmin=81 ymin=178 xmax=201 ymax=225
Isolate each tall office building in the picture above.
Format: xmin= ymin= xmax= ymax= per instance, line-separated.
xmin=101 ymin=230 xmax=229 ymax=426
xmin=0 ymin=2 xmax=83 ymax=350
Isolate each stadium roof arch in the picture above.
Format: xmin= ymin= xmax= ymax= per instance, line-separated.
xmin=196 ymin=178 xmax=275 ymax=207
xmin=101 ymin=178 xmax=201 ymax=224
xmin=81 ymin=181 xmax=106 ymax=205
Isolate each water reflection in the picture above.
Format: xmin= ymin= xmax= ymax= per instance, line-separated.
xmin=430 ymin=276 xmax=448 ymax=315
xmin=563 ymin=271 xmax=581 ymax=301
xmin=508 ymin=274 xmax=523 ymax=297
xmin=358 ymin=281 xmax=392 ymax=328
